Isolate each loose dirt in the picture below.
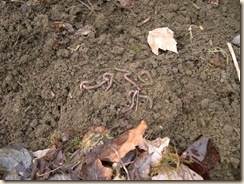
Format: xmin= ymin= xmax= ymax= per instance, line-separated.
xmin=0 ymin=0 xmax=240 ymax=180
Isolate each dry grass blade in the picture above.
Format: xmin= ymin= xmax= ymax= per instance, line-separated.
xmin=227 ymin=42 xmax=240 ymax=81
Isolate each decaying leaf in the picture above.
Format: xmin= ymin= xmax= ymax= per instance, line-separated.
xmin=49 ymin=174 xmax=72 ymax=180
xmin=81 ymin=159 xmax=112 ymax=180
xmin=147 ymin=27 xmax=178 ymax=55
xmin=151 ymin=164 xmax=203 ymax=180
xmin=81 ymin=125 xmax=112 ymax=155
xmin=99 ymin=121 xmax=147 ymax=162
xmin=128 ymin=152 xmax=153 ymax=180
xmin=121 ymin=150 xmax=137 ymax=166
xmin=180 ymin=135 xmax=220 ymax=180
xmin=140 ymin=137 xmax=170 ymax=165
xmin=33 ymin=148 xmax=50 ymax=159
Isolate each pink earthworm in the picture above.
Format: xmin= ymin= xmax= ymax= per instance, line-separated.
xmin=80 ymin=72 xmax=114 ymax=91
xmin=137 ymin=70 xmax=153 ymax=86
xmin=114 ymin=67 xmax=140 ymax=89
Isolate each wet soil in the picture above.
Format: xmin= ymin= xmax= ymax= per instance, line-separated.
xmin=0 ymin=0 xmax=241 ymax=180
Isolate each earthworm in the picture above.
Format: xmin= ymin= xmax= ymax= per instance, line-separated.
xmin=103 ymin=73 xmax=114 ymax=91
xmin=123 ymin=90 xmax=139 ymax=113
xmin=137 ymin=70 xmax=153 ymax=86
xmin=114 ymin=67 xmax=140 ymax=89
xmin=80 ymin=80 xmax=107 ymax=90
xmin=124 ymin=89 xmax=153 ymax=112
xmin=80 ymin=72 xmax=114 ymax=90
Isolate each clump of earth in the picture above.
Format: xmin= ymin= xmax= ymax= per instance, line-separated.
xmin=0 ymin=0 xmax=240 ymax=180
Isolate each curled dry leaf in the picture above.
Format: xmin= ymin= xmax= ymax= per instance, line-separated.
xmin=128 ymin=152 xmax=153 ymax=180
xmin=99 ymin=121 xmax=148 ymax=162
xmin=180 ymin=135 xmax=220 ymax=180
xmin=140 ymin=137 xmax=170 ymax=165
xmin=33 ymin=148 xmax=50 ymax=159
xmin=147 ymin=27 xmax=178 ymax=55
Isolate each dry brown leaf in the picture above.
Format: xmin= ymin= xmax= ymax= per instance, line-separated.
xmin=81 ymin=159 xmax=112 ymax=180
xmin=99 ymin=120 xmax=147 ymax=162
xmin=147 ymin=27 xmax=178 ymax=55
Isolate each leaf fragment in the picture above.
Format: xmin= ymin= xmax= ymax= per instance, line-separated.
xmin=128 ymin=152 xmax=153 ymax=180
xmin=140 ymin=137 xmax=170 ymax=165
xmin=81 ymin=159 xmax=112 ymax=180
xmin=99 ymin=121 xmax=147 ymax=162
xmin=180 ymin=135 xmax=220 ymax=179
xmin=147 ymin=27 xmax=178 ymax=55
xmin=151 ymin=164 xmax=203 ymax=180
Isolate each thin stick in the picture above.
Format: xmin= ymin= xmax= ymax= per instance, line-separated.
xmin=227 ymin=42 xmax=240 ymax=81
xmin=109 ymin=145 xmax=130 ymax=180
xmin=37 ymin=164 xmax=65 ymax=177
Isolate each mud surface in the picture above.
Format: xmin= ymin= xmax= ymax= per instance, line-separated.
xmin=0 ymin=0 xmax=240 ymax=180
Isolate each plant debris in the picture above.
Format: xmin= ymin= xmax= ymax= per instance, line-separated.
xmin=0 ymin=122 xmax=220 ymax=180
xmin=147 ymin=27 xmax=178 ymax=55
xmin=99 ymin=120 xmax=147 ymax=162
xmin=180 ymin=135 xmax=220 ymax=180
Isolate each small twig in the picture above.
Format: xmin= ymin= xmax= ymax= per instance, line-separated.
xmin=137 ymin=17 xmax=151 ymax=27
xmin=37 ymin=164 xmax=65 ymax=177
xmin=109 ymin=145 xmax=130 ymax=180
xmin=192 ymin=3 xmax=200 ymax=9
xmin=67 ymin=45 xmax=81 ymax=53
xmin=227 ymin=42 xmax=240 ymax=81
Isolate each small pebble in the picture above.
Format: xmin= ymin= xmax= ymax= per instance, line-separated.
xmin=232 ymin=35 xmax=240 ymax=46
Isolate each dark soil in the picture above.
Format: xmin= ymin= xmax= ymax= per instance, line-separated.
xmin=0 ymin=0 xmax=240 ymax=180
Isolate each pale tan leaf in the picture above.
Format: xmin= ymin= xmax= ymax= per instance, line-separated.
xmin=140 ymin=137 xmax=170 ymax=165
xmin=147 ymin=27 xmax=178 ymax=55
xmin=151 ymin=164 xmax=203 ymax=180
xmin=33 ymin=148 xmax=50 ymax=159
